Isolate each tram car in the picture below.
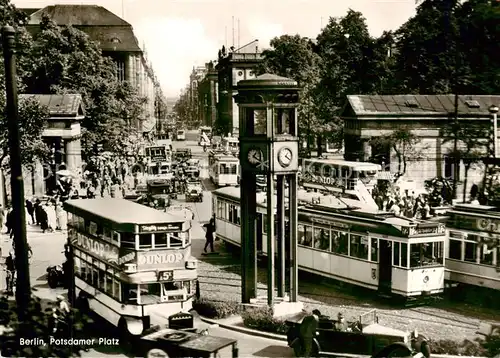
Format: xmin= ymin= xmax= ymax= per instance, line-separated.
xmin=208 ymin=151 xmax=240 ymax=187
xmin=212 ymin=186 xmax=446 ymax=300
xmin=444 ymin=203 xmax=500 ymax=298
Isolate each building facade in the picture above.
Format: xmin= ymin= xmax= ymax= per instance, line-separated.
xmin=342 ymin=94 xmax=500 ymax=196
xmin=189 ymin=66 xmax=207 ymax=127
xmin=216 ymin=42 xmax=262 ymax=136
xmin=23 ymin=5 xmax=158 ymax=133
xmin=197 ymin=61 xmax=218 ymax=127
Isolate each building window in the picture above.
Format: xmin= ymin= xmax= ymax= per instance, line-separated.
xmin=116 ymin=59 xmax=125 ymax=82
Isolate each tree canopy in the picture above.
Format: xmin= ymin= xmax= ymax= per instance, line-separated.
xmin=24 ymin=15 xmax=147 ymax=158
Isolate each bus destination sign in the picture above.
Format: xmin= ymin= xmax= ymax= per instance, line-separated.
xmin=74 ymin=233 xmax=119 ymax=262
xmin=140 ymin=223 xmax=182 ymax=233
xmin=137 ymin=249 xmax=186 ymax=270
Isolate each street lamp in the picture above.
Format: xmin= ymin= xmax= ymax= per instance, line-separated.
xmin=489 ymin=104 xmax=499 ymax=158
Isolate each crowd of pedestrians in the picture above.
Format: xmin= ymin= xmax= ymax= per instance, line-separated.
xmin=372 ymin=186 xmax=432 ymax=219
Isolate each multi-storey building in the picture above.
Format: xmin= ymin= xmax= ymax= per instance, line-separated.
xmin=215 ymin=41 xmax=262 ymax=136
xmin=188 ymin=66 xmax=207 ymax=127
xmin=23 ymin=4 xmax=158 ymax=133
xmin=197 ymin=61 xmax=218 ymax=127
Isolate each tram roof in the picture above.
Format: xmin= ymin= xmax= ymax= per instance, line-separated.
xmin=63 ymin=198 xmax=187 ymax=225
xmin=302 ymin=158 xmax=381 ymax=171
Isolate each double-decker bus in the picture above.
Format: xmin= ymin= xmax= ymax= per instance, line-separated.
xmin=64 ymin=198 xmax=198 ymax=338
xmin=212 ymin=187 xmax=446 ymax=301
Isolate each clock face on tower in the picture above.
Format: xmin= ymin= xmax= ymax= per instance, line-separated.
xmin=247 ymin=148 xmax=264 ymax=166
xmin=277 ymin=147 xmax=293 ymax=168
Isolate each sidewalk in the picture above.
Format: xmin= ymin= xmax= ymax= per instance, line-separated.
xmin=196 ymin=314 xmax=487 ymax=358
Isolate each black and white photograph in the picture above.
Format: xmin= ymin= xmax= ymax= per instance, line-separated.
xmin=0 ymin=0 xmax=499 ymax=357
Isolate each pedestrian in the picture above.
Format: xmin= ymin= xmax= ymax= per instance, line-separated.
xmin=0 ymin=205 xmax=4 ymax=232
xmin=34 ymin=198 xmax=41 ymax=225
xmin=39 ymin=204 xmax=49 ymax=233
xmin=6 ymin=207 xmax=13 ymax=238
xmin=299 ymin=310 xmax=319 ymax=358
xmin=5 ymin=251 xmax=15 ymax=295
xmin=203 ymin=218 xmax=216 ymax=253
xmin=26 ymin=199 xmax=35 ymax=225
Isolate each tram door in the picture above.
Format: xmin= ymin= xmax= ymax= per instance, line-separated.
xmin=256 ymin=214 xmax=263 ymax=252
xmin=378 ymin=239 xmax=392 ymax=294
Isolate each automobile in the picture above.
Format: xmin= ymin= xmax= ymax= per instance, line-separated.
xmin=186 ymin=182 xmax=203 ymax=202
xmin=286 ymin=310 xmax=431 ymax=358
xmin=174 ymin=148 xmax=192 ymax=161
xmin=136 ymin=325 xmax=238 ymax=358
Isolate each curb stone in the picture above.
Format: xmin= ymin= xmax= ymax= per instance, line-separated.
xmin=199 ymin=316 xmax=486 ymax=358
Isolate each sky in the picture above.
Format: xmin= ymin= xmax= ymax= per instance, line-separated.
xmin=12 ymin=0 xmax=418 ymax=99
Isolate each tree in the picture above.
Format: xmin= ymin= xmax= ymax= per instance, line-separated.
xmin=255 ymin=34 xmax=323 ymax=154
xmin=24 ymin=15 xmax=146 ymax=158
xmin=441 ymin=120 xmax=490 ymax=202
xmin=369 ymin=127 xmax=425 ymax=178
xmin=315 ymin=10 xmax=389 ymax=153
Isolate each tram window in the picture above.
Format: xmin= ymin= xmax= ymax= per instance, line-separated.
xmin=217 ymin=201 xmax=223 ymax=218
xmin=449 ymin=239 xmax=462 ymax=260
xmin=393 ymin=242 xmax=400 ymax=266
xmin=314 ymin=228 xmax=329 ymax=250
xmin=479 ymin=244 xmax=494 ymax=265
xmin=350 ymin=235 xmax=369 ymax=259
xmin=155 ymin=233 xmax=168 ymax=248
xmin=121 ymin=233 xmax=136 ymax=249
xmin=433 ymin=242 xmax=444 ymax=264
xmin=231 ymin=164 xmax=237 ymax=174
xmin=263 ymin=215 xmax=268 ymax=234
xmin=331 ymin=230 xmax=348 ymax=255
xmin=74 ymin=257 xmax=81 ymax=276
xmin=464 ymin=241 xmax=477 ymax=262
xmin=371 ymin=238 xmax=378 ymax=262
xmin=105 ymin=272 xmax=113 ymax=295
xmin=139 ymin=234 xmax=153 ymax=249
xmin=401 ymin=243 xmax=408 ymax=268
xmin=139 ymin=283 xmax=161 ymax=304
xmin=67 ymin=212 xmax=73 ymax=226
xmin=410 ymin=243 xmax=440 ymax=268
xmin=298 ymin=225 xmax=308 ymax=247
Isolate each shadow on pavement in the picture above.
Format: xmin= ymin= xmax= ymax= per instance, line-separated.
xmin=253 ymin=345 xmax=293 ymax=357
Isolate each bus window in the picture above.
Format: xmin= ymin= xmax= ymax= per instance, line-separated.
xmin=122 ymin=283 xmax=136 ymax=303
xmin=105 ymin=271 xmax=113 ymax=295
xmin=139 ymin=283 xmax=161 ymax=304
xmin=121 ymin=233 xmax=136 ymax=249
xmin=180 ymin=231 xmax=190 ymax=245
xmin=139 ymin=234 xmax=152 ymax=249
xmin=162 ymin=282 xmax=184 ymax=302
xmin=103 ymin=227 xmax=111 ymax=241
xmin=154 ymin=233 xmax=168 ymax=248
xmin=113 ymin=277 xmax=120 ymax=300
xmin=112 ymin=231 xmax=120 ymax=245
xmin=169 ymin=233 xmax=183 ymax=247
xmin=74 ymin=256 xmax=81 ymax=276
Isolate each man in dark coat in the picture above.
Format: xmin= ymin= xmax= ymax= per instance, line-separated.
xmin=26 ymin=199 xmax=34 ymax=225
xmin=300 ymin=311 xmax=319 ymax=357
xmin=203 ymin=217 xmax=215 ymax=253
xmin=5 ymin=207 xmax=13 ymax=238
xmin=34 ymin=199 xmax=42 ymax=225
